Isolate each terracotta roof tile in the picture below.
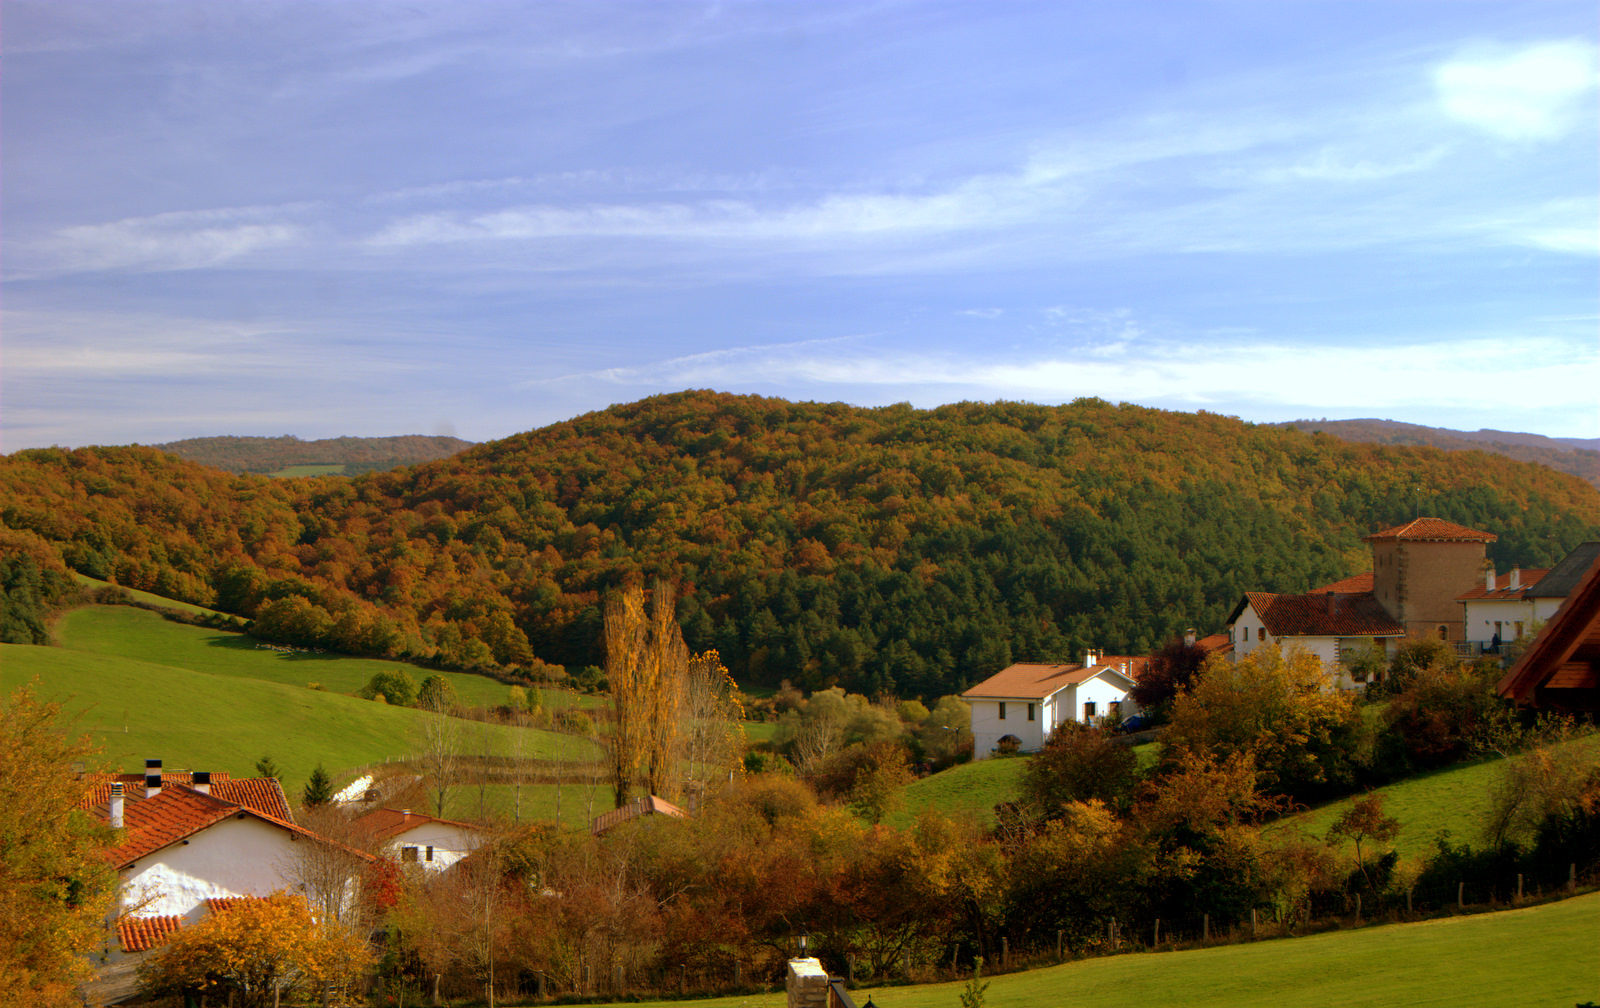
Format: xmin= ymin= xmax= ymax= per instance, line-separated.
xmin=1195 ymin=633 xmax=1233 ymax=655
xmin=205 ymin=895 xmax=269 ymax=914
xmin=1245 ymin=590 xmax=1405 ymax=638
xmin=104 ymin=788 xmax=239 ymax=867
xmin=1456 ymin=569 xmax=1549 ymax=601
xmin=1362 ymin=518 xmax=1496 ymax=543
xmin=962 ymin=658 xmax=1145 ymax=701
xmin=355 ymin=808 xmax=479 ymax=842
xmin=1315 ymin=572 xmax=1374 ymax=593
xmin=79 ymin=771 xmax=292 ymax=822
xmin=117 ymin=915 xmax=183 ymax=953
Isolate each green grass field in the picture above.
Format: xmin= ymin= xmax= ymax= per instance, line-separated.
xmin=1279 ymin=734 xmax=1600 ymax=865
xmin=267 ymin=464 xmax=347 ymax=478
xmin=886 ymin=755 xmax=1031 ymax=829
xmin=5 ymin=610 xmax=602 ymax=797
xmin=585 ymin=891 xmax=1600 ymax=1008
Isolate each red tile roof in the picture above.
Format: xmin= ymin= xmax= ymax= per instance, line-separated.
xmin=1241 ymin=590 xmax=1405 ymax=638
xmin=1362 ymin=518 xmax=1496 ymax=543
xmin=962 ymin=658 xmax=1145 ymax=701
xmin=1194 ymin=633 xmax=1233 ymax=656
xmin=591 ymin=795 xmax=689 ymax=836
xmin=79 ymin=772 xmax=293 ymax=822
xmin=117 ymin=914 xmax=183 ymax=953
xmin=354 ymin=808 xmax=480 ymax=843
xmin=86 ymin=782 xmax=371 ymax=869
xmin=1315 ymin=572 xmax=1374 ymax=593
xmin=1455 ymin=569 xmax=1549 ymax=601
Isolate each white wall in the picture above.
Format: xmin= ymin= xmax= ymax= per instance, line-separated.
xmin=1072 ymin=674 xmax=1134 ymax=726
xmin=120 ymin=816 xmax=303 ymax=923
xmin=390 ymin=822 xmax=481 ymax=873
xmin=1462 ymin=598 xmax=1535 ymax=645
xmin=969 ymin=696 xmax=1049 ymax=760
xmin=1232 ymin=603 xmax=1266 ymax=659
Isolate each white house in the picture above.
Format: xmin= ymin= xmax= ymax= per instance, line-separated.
xmin=961 ymin=651 xmax=1144 ymax=759
xmin=1226 ymin=581 xmax=1405 ymax=688
xmin=353 ymin=808 xmax=483 ymax=873
xmin=79 ymin=762 xmax=368 ymax=1004
xmin=1456 ymin=543 xmax=1600 ymax=653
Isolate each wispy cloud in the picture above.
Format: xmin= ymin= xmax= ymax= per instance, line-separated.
xmin=38 ymin=205 xmax=313 ymax=274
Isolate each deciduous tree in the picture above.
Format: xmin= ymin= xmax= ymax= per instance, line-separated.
xmin=0 ymin=686 xmax=118 ymax=1008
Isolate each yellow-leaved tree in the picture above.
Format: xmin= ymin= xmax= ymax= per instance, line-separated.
xmin=138 ymin=890 xmax=370 ymax=1008
xmin=0 ymin=685 xmax=118 ymax=1008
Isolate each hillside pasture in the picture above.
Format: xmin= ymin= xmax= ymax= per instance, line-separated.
xmin=1278 ymin=733 xmax=1600 ymax=865
xmin=591 ymin=891 xmax=1600 ymax=1008
xmin=70 ymin=572 xmax=230 ymax=619
xmin=885 ymin=755 xmax=1031 ymax=829
xmin=1 ymin=641 xmax=598 ymax=797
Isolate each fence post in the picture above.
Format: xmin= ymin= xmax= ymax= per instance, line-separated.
xmin=1001 ymin=937 xmax=1009 ymax=969
xmin=1457 ymin=882 xmax=1464 ymax=909
xmin=1056 ymin=929 xmax=1063 ymax=960
xmin=1202 ymin=914 xmax=1209 ymax=944
xmin=1250 ymin=908 xmax=1257 ymax=937
xmin=1406 ymin=888 xmax=1412 ymax=915
xmin=1108 ymin=920 xmax=1115 ymax=948
xmin=1355 ymin=893 xmax=1361 ymax=920
xmin=1516 ymin=874 xmax=1524 ymax=903
xmin=1571 ymin=863 xmax=1578 ymax=893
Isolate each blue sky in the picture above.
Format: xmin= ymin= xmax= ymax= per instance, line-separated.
xmin=4 ymin=1 xmax=1596 ymax=451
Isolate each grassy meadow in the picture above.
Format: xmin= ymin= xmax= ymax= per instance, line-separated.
xmin=5 ymin=605 xmax=602 ymax=797
xmin=587 ymin=891 xmax=1600 ymax=1008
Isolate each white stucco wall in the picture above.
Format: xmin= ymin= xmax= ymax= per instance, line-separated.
xmin=1072 ymin=674 xmax=1134 ymax=725
xmin=1462 ymin=599 xmax=1536 ymax=645
xmin=1232 ymin=603 xmax=1267 ymax=659
xmin=390 ymin=822 xmax=481 ymax=873
xmin=120 ymin=815 xmax=304 ymax=922
xmin=969 ymin=696 xmax=1050 ymax=760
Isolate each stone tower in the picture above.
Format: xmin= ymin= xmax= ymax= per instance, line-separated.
xmin=1365 ymin=517 xmax=1496 ymax=643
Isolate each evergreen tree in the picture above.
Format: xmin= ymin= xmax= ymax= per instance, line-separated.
xmin=302 ymin=763 xmax=334 ymax=808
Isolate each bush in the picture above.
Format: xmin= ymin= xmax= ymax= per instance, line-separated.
xmin=361 ymin=670 xmax=418 ymax=707
xmin=555 ymin=709 xmax=593 ymax=736
xmin=1021 ymin=721 xmax=1139 ymax=816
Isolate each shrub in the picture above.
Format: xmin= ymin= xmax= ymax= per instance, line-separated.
xmin=361 ymin=670 xmax=418 ymax=707
xmin=1021 ymin=721 xmax=1139 ymax=816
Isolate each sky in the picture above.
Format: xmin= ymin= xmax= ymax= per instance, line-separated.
xmin=3 ymin=1 xmax=1597 ymax=451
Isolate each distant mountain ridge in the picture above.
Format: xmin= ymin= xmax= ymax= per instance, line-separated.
xmin=1276 ymin=419 xmax=1600 ymax=490
xmin=153 ymin=434 xmax=475 ymax=476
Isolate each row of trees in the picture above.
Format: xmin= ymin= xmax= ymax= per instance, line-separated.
xmin=4 ymin=392 xmax=1597 ymax=698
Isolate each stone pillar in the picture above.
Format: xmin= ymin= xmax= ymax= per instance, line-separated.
xmin=787 ymin=958 xmax=829 ymax=1008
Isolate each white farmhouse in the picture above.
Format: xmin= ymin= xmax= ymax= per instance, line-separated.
xmin=354 ymin=808 xmax=483 ymax=873
xmin=1226 ymin=577 xmax=1405 ymax=688
xmin=962 ymin=651 xmax=1144 ymax=760
xmin=1457 ymin=565 xmax=1547 ymax=652
xmin=79 ymin=762 xmax=367 ymax=1004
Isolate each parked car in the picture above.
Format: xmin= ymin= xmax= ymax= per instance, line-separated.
xmin=1119 ymin=714 xmax=1151 ymax=733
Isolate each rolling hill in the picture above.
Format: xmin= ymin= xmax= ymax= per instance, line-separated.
xmin=152 ymin=433 xmax=474 ymax=476
xmin=5 ymin=392 xmax=1599 ymax=699
xmin=1277 ymin=418 xmax=1600 ymax=489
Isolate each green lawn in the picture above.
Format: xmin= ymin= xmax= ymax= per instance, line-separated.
xmin=1 ymin=641 xmax=598 ymax=800
xmin=1274 ymin=734 xmax=1600 ymax=865
xmin=585 ymin=892 xmax=1600 ymax=1008
xmin=885 ymin=755 xmax=1031 ymax=829
xmin=54 ymin=605 xmax=524 ymax=711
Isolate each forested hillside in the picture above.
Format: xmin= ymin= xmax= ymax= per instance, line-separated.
xmin=4 ymin=392 xmax=1599 ymax=698
xmin=153 ymin=434 xmax=474 ymax=475
xmin=1277 ymin=419 xmax=1600 ymax=489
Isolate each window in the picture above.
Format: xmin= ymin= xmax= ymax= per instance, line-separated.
xmin=426 ymin=846 xmax=434 ymax=862
xmin=1257 ymin=627 xmax=1265 ymax=642
xmin=1109 ymin=700 xmax=1121 ymax=718
xmin=998 ymin=702 xmax=1006 ymax=720
xmin=1027 ymin=703 xmax=1035 ymax=721
xmin=1514 ymin=621 xmax=1524 ymax=639
xmin=1437 ymin=625 xmax=1449 ymax=640
xmin=401 ymin=846 xmax=419 ymax=863
xmin=1083 ymin=701 xmax=1096 ymax=721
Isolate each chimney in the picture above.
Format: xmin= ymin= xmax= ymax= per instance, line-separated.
xmin=1183 ymin=628 xmax=1196 ymax=646
xmin=1509 ymin=566 xmax=1521 ymax=591
xmin=110 ymin=781 xmax=125 ymax=829
xmin=1083 ymin=649 xmax=1098 ymax=668
xmin=192 ymin=771 xmax=211 ymax=795
xmin=144 ymin=759 xmax=162 ymax=799
xmin=1485 ymin=563 xmax=1496 ymax=592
